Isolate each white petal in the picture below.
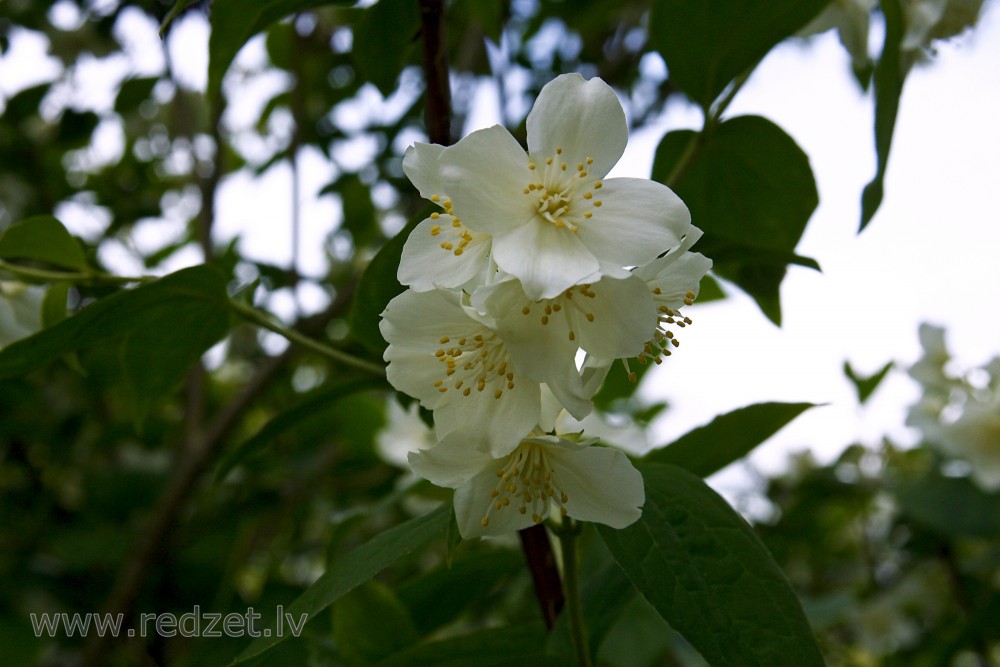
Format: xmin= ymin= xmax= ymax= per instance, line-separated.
xmin=546 ymin=443 xmax=644 ymax=528
xmin=398 ymin=216 xmax=492 ymax=292
xmin=379 ymin=289 xmax=480 ymax=354
xmin=636 ymin=251 xmax=713 ymax=309
xmin=544 ymin=373 xmax=594 ymax=422
xmin=576 ymin=178 xmax=691 ymax=271
xmin=491 ymin=221 xmax=599 ymax=299
xmin=434 ymin=379 xmax=540 ymax=457
xmin=408 ymin=437 xmax=491 ymax=488
xmin=573 ymin=275 xmax=657 ymax=360
xmin=454 ymin=466 xmax=536 ymax=538
xmin=438 ymin=125 xmax=536 ymax=235
xmin=384 ymin=347 xmax=453 ymax=409
xmin=526 ymin=74 xmax=628 ymax=181
xmin=402 ymin=142 xmax=448 ymax=201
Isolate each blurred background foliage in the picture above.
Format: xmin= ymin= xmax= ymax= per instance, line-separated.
xmin=1 ymin=0 xmax=998 ymax=665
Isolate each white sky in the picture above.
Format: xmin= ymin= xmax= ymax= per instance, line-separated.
xmin=2 ymin=3 xmax=999 ymax=487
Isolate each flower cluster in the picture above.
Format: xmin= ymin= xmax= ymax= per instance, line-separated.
xmin=379 ymin=74 xmax=711 ymax=538
xmin=907 ymin=323 xmax=1000 ymax=491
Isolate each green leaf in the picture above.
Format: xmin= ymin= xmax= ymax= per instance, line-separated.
xmin=213 ymin=377 xmax=385 ymax=483
xmin=114 ymin=76 xmax=159 ymax=114
xmin=0 ymin=266 xmax=231 ymax=423
xmin=397 ymin=550 xmax=525 ymax=635
xmin=652 ymin=116 xmax=819 ymax=325
xmin=0 ymin=216 xmax=88 ymax=271
xmin=207 ymin=0 xmax=355 ymax=103
xmin=373 ymin=624 xmax=570 ymax=667
xmin=599 ymin=463 xmax=826 ymax=666
xmin=860 ymin=0 xmax=905 ymax=231
xmin=231 ymin=503 xmax=452 ymax=664
xmin=895 ymin=471 xmax=1000 ymax=539
xmin=352 ymin=0 xmax=421 ymax=95
xmin=843 ymin=360 xmax=893 ymax=405
xmin=644 ymin=402 xmax=816 ymax=477
xmin=649 ymin=0 xmax=831 ymax=109
xmin=41 ymin=283 xmax=70 ymax=328
xmin=334 ymin=581 xmax=420 ymax=665
xmin=348 ymin=205 xmax=433 ymax=355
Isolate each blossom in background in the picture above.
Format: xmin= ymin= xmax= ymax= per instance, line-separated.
xmin=409 ymin=426 xmax=644 ymax=539
xmin=0 ymin=281 xmax=44 ymax=348
xmin=906 ymin=323 xmax=1000 ymax=492
xmin=375 ymin=399 xmax=435 ymax=469
xmin=401 ymin=73 xmax=692 ymax=299
xmin=379 ymin=288 xmax=592 ymax=456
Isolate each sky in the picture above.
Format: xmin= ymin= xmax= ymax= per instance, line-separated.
xmin=2 ymin=2 xmax=999 ymax=490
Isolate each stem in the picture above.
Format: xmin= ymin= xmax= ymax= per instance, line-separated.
xmin=418 ymin=0 xmax=452 ymax=146
xmin=518 ymin=524 xmax=564 ymax=629
xmin=229 ymin=298 xmax=385 ymax=377
xmin=0 ymin=260 xmax=152 ymax=285
xmin=557 ymin=521 xmax=592 ymax=667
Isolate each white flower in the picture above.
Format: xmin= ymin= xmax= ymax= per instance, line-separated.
xmin=375 ymin=399 xmax=435 ymax=469
xmin=409 ymin=429 xmax=644 ymax=538
xmin=379 ymin=288 xmax=591 ymax=456
xmin=471 ymin=273 xmax=656 ymax=388
xmin=0 ymin=281 xmax=44 ymax=349
xmin=936 ymin=393 xmax=1000 ymax=491
xmin=398 ymin=143 xmax=494 ymax=293
xmin=402 ymin=73 xmax=691 ymax=300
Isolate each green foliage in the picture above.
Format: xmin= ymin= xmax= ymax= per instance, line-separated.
xmin=860 ymin=0 xmax=905 ymax=230
xmin=234 ymin=504 xmax=451 ymax=664
xmin=0 ymin=216 xmax=88 ymax=272
xmin=652 ymin=116 xmax=820 ymax=324
xmin=0 ymin=266 xmax=230 ymax=422
xmin=352 ymin=0 xmax=422 ymax=96
xmin=895 ymin=468 xmax=1000 ymax=539
xmin=600 ymin=463 xmax=826 ymax=666
xmin=844 ymin=360 xmax=894 ymax=405
xmin=649 ymin=0 xmax=831 ymax=109
xmin=333 ymin=580 xmax=420 ymax=664
xmin=645 ymin=402 xmax=816 ymax=476
xmin=372 ymin=624 xmax=569 ymax=667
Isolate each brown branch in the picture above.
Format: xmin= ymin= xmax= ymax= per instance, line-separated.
xmin=518 ymin=524 xmax=564 ymax=629
xmin=419 ymin=0 xmax=452 ymax=145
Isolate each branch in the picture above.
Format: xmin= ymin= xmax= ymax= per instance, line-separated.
xmin=419 ymin=0 xmax=452 ymax=145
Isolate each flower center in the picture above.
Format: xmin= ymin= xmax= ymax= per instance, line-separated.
xmin=519 ymin=284 xmax=598 ymax=342
xmin=480 ymin=442 xmax=569 ymax=528
xmin=522 ymin=148 xmax=603 ymax=233
xmin=431 ymin=332 xmax=516 ymax=400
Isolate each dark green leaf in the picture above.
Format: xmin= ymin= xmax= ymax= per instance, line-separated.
xmin=352 ymin=0 xmax=421 ymax=95
xmin=649 ymin=0 xmax=831 ymax=109
xmin=114 ymin=76 xmax=159 ymax=114
xmin=398 ymin=550 xmax=524 ymax=635
xmin=373 ymin=624 xmax=570 ymax=667
xmin=55 ymin=110 xmax=99 ymax=148
xmin=896 ymin=471 xmax=1000 ymax=539
xmin=0 ymin=266 xmax=231 ymax=423
xmin=207 ymin=0 xmax=355 ymax=103
xmin=652 ymin=116 xmax=819 ymax=325
xmin=232 ymin=503 xmax=452 ymax=664
xmin=334 ymin=581 xmax=420 ymax=665
xmin=645 ymin=402 xmax=816 ymax=477
xmin=213 ymin=376 xmax=385 ymax=482
xmin=348 ymin=205 xmax=433 ymax=355
xmin=41 ymin=283 xmax=70 ymax=328
xmin=0 ymin=216 xmax=88 ymax=271
xmin=843 ymin=360 xmax=893 ymax=405
xmin=599 ymin=463 xmax=826 ymax=666
xmin=860 ymin=0 xmax=905 ymax=230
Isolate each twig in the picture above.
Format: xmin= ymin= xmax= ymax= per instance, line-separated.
xmin=419 ymin=0 xmax=452 ymax=146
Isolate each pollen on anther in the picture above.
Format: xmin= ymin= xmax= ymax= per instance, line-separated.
xmin=481 ymin=517 xmax=489 ymax=527
xmin=546 ymin=158 xmax=553 ymax=166
xmin=584 ymin=212 xmax=592 ymax=219
xmin=593 ymin=181 xmax=603 ymax=189
xmin=556 ymin=147 xmax=563 ymax=154
xmin=541 ymin=315 xmax=549 ymax=325
xmin=568 ymin=331 xmax=576 ymax=341
xmin=593 ymin=200 xmax=603 ymax=207
xmin=430 ymin=225 xmax=441 ymax=236
xmin=528 ymin=162 xmax=536 ymax=170
xmin=521 ymin=306 xmax=530 ymax=315
xmin=430 ymin=212 xmax=440 ymax=219
xmin=431 ymin=195 xmax=441 ymax=202
xmin=440 ymin=242 xmax=453 ymax=250
xmin=585 ymin=312 xmax=594 ymax=322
